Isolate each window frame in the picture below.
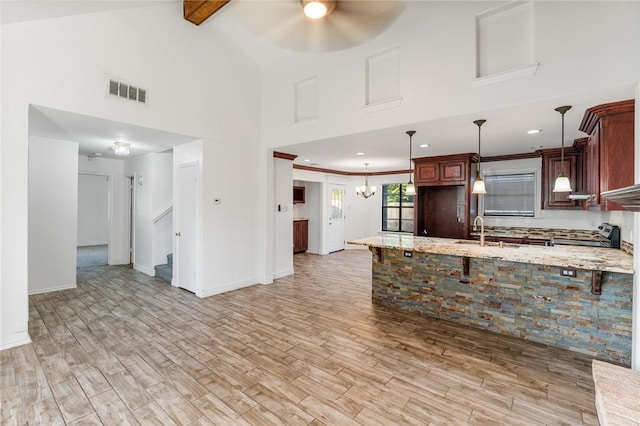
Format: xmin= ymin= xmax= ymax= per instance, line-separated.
xmin=479 ymin=164 xmax=541 ymax=218
xmin=381 ymin=183 xmax=415 ymax=233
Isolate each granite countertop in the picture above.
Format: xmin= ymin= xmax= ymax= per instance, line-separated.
xmin=349 ymin=234 xmax=633 ymax=274
xmin=592 ymin=360 xmax=640 ymax=425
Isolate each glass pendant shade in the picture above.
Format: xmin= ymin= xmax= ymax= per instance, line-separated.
xmin=405 ymin=182 xmax=416 ymax=196
xmin=472 ymin=177 xmax=487 ymax=194
xmin=553 ymin=174 xmax=573 ymax=193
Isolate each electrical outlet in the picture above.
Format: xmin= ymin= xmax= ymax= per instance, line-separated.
xmin=560 ymin=268 xmax=576 ymax=277
xmin=403 ymin=250 xmax=413 ymax=258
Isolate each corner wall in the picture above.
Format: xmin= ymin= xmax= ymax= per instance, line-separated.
xmin=28 ymin=137 xmax=78 ymax=294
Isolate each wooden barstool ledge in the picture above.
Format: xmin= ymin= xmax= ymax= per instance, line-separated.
xmin=592 ymin=360 xmax=640 ymax=425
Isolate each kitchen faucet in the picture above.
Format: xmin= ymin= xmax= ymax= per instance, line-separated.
xmin=473 ymin=216 xmax=485 ymax=247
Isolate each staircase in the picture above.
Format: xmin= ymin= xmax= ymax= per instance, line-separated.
xmin=154 ymin=254 xmax=173 ymax=283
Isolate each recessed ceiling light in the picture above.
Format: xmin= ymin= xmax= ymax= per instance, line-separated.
xmin=356 ymin=152 xmax=365 ymax=156
xmin=303 ymin=158 xmax=311 ymax=162
xmin=527 ymin=129 xmax=542 ymax=134
xmin=530 ymin=145 xmax=543 ymax=150
xmin=92 ymin=152 xmax=103 ymax=157
xmin=420 ymin=144 xmax=430 ymax=148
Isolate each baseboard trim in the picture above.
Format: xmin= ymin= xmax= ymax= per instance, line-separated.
xmin=201 ymin=278 xmax=257 ymax=298
xmin=133 ymin=264 xmax=155 ymax=277
xmin=29 ymin=283 xmax=77 ymax=295
xmin=0 ymin=332 xmax=32 ymax=351
xmin=274 ymin=268 xmax=294 ymax=280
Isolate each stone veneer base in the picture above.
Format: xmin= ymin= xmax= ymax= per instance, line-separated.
xmin=371 ymin=247 xmax=633 ymax=365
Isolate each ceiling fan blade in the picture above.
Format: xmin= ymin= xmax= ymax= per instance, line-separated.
xmin=231 ymin=0 xmax=405 ymax=52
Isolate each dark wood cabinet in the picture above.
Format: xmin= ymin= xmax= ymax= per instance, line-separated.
xmin=579 ymin=99 xmax=635 ymax=211
xmin=293 ymin=219 xmax=308 ymax=254
xmin=293 ymin=186 xmax=305 ymax=204
xmin=413 ymin=153 xmax=478 ymax=239
xmin=539 ymin=146 xmax=582 ymax=209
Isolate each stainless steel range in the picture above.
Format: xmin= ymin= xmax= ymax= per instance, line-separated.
xmin=551 ymin=223 xmax=621 ymax=248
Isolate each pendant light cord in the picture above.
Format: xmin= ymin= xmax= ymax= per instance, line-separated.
xmin=406 ymin=130 xmax=415 ymax=184
xmin=555 ymin=106 xmax=572 ymax=176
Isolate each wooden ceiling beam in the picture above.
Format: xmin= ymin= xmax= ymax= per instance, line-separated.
xmin=184 ymin=0 xmax=231 ymax=26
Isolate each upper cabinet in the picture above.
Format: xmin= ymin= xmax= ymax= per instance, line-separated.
xmin=293 ymin=186 xmax=305 ymax=204
xmin=579 ymin=99 xmax=635 ymax=211
xmin=415 ymin=154 xmax=477 ymax=185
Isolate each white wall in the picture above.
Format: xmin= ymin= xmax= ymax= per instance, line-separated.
xmin=77 ymin=174 xmax=109 ymax=246
xmin=261 ymin=2 xmax=639 ymax=150
xmin=273 ymin=158 xmax=294 ymax=278
xmin=0 ymin=3 xmax=261 ymax=349
xmin=28 ymin=137 xmax=78 ymax=294
xmin=151 ymin=152 xmax=173 ymax=268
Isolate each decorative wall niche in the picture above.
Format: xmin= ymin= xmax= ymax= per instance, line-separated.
xmin=294 ymin=76 xmax=318 ymax=124
xmin=474 ymin=1 xmax=538 ymax=86
xmin=364 ymin=46 xmax=401 ymax=110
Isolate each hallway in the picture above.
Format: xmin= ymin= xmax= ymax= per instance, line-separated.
xmin=2 ymin=250 xmax=598 ymax=424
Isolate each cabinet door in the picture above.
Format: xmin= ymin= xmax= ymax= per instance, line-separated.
xmin=416 ymin=163 xmax=439 ymax=183
xmin=543 ymin=154 xmax=579 ymax=209
xmin=600 ymin=113 xmax=635 ymax=210
xmin=440 ymin=161 xmax=466 ymax=182
xmin=293 ymin=221 xmax=308 ymax=254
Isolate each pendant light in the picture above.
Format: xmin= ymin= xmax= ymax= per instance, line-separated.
xmin=553 ymin=105 xmax=573 ymax=193
xmin=356 ymin=163 xmax=377 ymax=199
xmin=405 ymin=131 xmax=416 ymax=196
xmin=472 ymin=119 xmax=487 ymax=194
xmin=301 ymin=0 xmax=336 ymax=19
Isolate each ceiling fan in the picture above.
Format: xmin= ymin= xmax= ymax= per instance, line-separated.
xmin=230 ymin=0 xmax=405 ymax=52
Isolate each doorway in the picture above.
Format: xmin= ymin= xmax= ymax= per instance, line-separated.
xmin=175 ymin=163 xmax=199 ymax=293
xmin=328 ymin=184 xmax=346 ymax=252
xmin=77 ymin=173 xmax=109 ymax=268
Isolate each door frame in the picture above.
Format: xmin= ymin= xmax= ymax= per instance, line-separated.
xmin=77 ymin=171 xmax=113 ymax=265
xmin=327 ymin=183 xmax=347 ymax=253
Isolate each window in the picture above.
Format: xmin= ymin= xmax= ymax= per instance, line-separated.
xmin=483 ymin=173 xmax=535 ymax=217
xmin=382 ymin=184 xmax=414 ymax=232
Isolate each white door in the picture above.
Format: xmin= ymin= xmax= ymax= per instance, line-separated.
xmin=328 ymin=184 xmax=346 ymax=253
xmin=175 ymin=164 xmax=198 ymax=293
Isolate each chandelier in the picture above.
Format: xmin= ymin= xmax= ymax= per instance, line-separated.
xmin=356 ymin=163 xmax=377 ymax=199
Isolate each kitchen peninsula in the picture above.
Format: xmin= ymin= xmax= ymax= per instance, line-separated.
xmin=350 ymin=234 xmax=633 ymax=365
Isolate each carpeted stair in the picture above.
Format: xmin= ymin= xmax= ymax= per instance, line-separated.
xmin=154 ymin=253 xmax=172 ymax=283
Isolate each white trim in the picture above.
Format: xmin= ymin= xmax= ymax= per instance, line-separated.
xmin=133 ymin=263 xmax=155 ymax=277
xmin=472 ymin=63 xmax=539 ymax=88
xmin=0 ymin=333 xmax=32 ymax=351
xmin=28 ymin=283 xmax=76 ymax=295
xmin=200 ymin=279 xmax=257 ymax=298
xmin=274 ymin=268 xmax=294 ymax=279
xmin=362 ymin=97 xmax=402 ymax=114
xmin=153 ymin=205 xmax=173 ymax=224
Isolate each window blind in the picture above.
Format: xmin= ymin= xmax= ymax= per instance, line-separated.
xmin=483 ymin=173 xmax=535 ymax=217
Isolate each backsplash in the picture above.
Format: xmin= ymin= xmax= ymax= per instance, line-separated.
xmin=476 ymin=226 xmax=605 ymax=241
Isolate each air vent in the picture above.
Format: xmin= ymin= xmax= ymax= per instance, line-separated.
xmin=107 ymin=78 xmax=148 ymax=104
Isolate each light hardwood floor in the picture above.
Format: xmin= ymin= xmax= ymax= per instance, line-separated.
xmin=1 ymin=250 xmax=599 ymax=425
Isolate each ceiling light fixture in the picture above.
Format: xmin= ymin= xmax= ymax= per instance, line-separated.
xmin=356 ymin=152 xmax=365 ymax=156
xmin=553 ymin=105 xmax=573 ymax=193
xmin=301 ymin=0 xmax=336 ymax=19
xmin=420 ymin=144 xmax=430 ymax=148
xmin=356 ymin=163 xmax=377 ymax=199
xmin=472 ymin=119 xmax=487 ymax=195
xmin=405 ymin=131 xmax=416 ymax=196
xmin=114 ymin=141 xmax=130 ymax=156
xmin=527 ymin=129 xmax=542 ymax=134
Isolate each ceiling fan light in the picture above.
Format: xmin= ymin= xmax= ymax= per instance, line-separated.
xmin=114 ymin=141 xmax=130 ymax=156
xmin=301 ymin=0 xmax=336 ymax=19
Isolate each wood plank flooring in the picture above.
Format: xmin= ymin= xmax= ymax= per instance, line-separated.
xmin=1 ymin=250 xmax=599 ymax=425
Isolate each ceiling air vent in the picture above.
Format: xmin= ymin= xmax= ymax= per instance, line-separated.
xmin=107 ymin=78 xmax=148 ymax=105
